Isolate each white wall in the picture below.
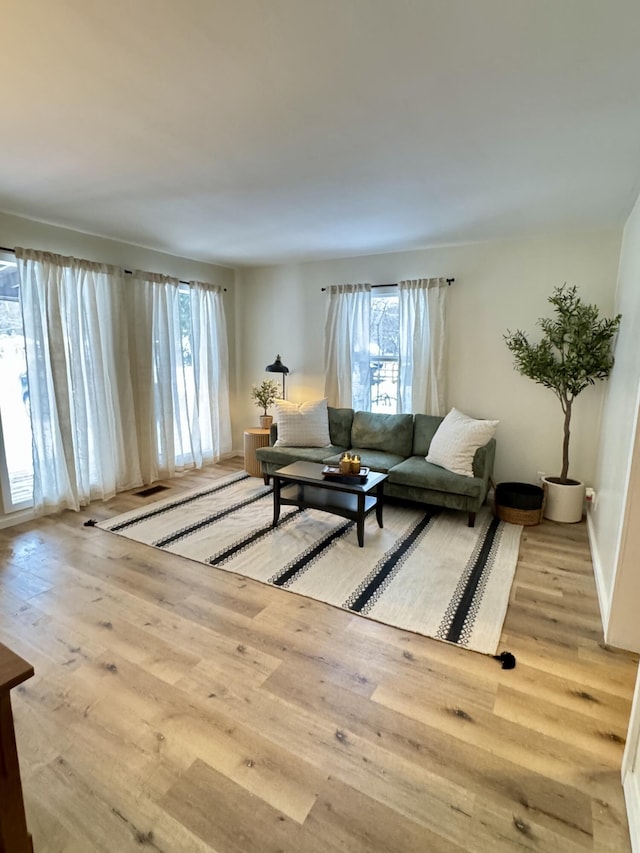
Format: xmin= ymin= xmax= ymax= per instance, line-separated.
xmin=589 ymin=194 xmax=640 ymax=650
xmin=616 ymin=198 xmax=640 ymax=853
xmin=0 ymin=211 xmax=237 ymax=526
xmin=235 ymin=231 xmax=621 ymax=484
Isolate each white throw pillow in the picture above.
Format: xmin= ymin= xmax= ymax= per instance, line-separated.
xmin=426 ymin=407 xmax=498 ymax=477
xmin=274 ymin=398 xmax=331 ymax=447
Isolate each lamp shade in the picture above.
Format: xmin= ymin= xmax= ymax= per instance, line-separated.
xmin=265 ymin=354 xmax=289 ymax=398
xmin=265 ymin=354 xmax=289 ymax=375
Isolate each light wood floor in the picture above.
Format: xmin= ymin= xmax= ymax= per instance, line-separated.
xmin=0 ymin=459 xmax=638 ymax=852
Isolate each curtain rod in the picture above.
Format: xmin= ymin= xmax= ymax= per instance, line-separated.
xmin=0 ymin=246 xmax=226 ymax=291
xmin=321 ymin=278 xmax=454 ymax=292
xmin=121 ymin=269 xmax=227 ymax=291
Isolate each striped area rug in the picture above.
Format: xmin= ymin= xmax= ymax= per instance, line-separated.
xmin=98 ymin=472 xmax=523 ymax=655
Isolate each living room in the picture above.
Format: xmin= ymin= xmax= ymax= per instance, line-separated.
xmin=1 ymin=1 xmax=640 ymax=851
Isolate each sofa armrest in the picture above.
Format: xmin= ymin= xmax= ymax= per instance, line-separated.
xmin=472 ymin=438 xmax=496 ymax=483
xmin=269 ymin=424 xmax=278 ymax=446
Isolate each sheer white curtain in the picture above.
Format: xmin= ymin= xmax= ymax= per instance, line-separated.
xmin=188 ymin=281 xmax=232 ymax=464
xmin=126 ymin=272 xmax=232 ymax=482
xmin=398 ymin=278 xmax=447 ymax=414
xmin=324 ymin=284 xmax=372 ymax=409
xmin=17 ymin=248 xmax=142 ymax=514
xmin=17 ymin=249 xmax=232 ymax=515
xmin=126 ymin=272 xmax=189 ymax=481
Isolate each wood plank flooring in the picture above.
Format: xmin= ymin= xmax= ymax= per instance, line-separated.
xmin=0 ymin=459 xmax=637 ymax=852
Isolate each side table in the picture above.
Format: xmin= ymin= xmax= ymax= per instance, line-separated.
xmin=244 ymin=428 xmax=271 ymax=477
xmin=0 ymin=642 xmax=35 ymax=853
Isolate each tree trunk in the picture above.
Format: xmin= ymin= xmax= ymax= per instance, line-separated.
xmin=561 ymin=399 xmax=572 ymax=481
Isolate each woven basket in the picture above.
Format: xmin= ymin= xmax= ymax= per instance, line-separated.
xmin=494 ymin=482 xmax=545 ymax=526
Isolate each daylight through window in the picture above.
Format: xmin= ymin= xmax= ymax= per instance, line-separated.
xmin=0 ymin=259 xmax=34 ymax=511
xmin=370 ymin=292 xmax=399 ymax=413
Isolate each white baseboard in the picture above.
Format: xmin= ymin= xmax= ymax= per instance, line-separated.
xmin=0 ymin=506 xmax=36 ymax=529
xmin=625 ymin=773 xmax=640 ymax=852
xmin=586 ymin=508 xmax=611 ymax=638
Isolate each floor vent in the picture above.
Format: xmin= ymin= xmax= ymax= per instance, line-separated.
xmin=134 ymin=485 xmax=170 ymax=498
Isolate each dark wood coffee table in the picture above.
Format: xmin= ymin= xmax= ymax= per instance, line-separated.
xmin=272 ymin=461 xmax=387 ymax=547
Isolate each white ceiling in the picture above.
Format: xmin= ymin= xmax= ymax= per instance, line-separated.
xmin=2 ymin=0 xmax=640 ymax=267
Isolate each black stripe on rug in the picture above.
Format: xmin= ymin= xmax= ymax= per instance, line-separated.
xmin=206 ymin=508 xmax=305 ymax=565
xmin=270 ymin=520 xmax=355 ymax=587
xmin=439 ymin=516 xmax=502 ymax=645
xmin=106 ymin=473 xmax=252 ymax=532
xmin=345 ymin=508 xmax=439 ymax=614
xmin=153 ymin=489 xmax=272 ymax=547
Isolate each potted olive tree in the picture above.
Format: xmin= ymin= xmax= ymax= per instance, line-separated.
xmin=251 ymin=379 xmax=280 ymax=429
xmin=505 ymin=284 xmax=621 ymax=522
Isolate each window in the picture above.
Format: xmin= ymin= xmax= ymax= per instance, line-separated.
xmin=370 ymin=291 xmax=399 ymax=413
xmin=0 ymin=257 xmax=34 ymax=511
xmin=325 ymin=278 xmax=446 ymax=416
xmin=170 ymin=284 xmax=198 ymax=467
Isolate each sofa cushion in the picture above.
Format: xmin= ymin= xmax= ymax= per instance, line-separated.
xmin=351 ymin=411 xmax=414 ymax=457
xmin=412 ymin=413 xmax=444 ymax=456
xmin=256 ymin=444 xmax=347 ymax=467
xmin=426 ymin=408 xmax=499 ymax=477
xmin=328 ymin=407 xmax=354 ymax=448
xmin=274 ymin=398 xmax=331 ymax=447
xmin=388 ymin=456 xmax=485 ymax=498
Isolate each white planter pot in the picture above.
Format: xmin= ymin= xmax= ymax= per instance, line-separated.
xmin=542 ymin=477 xmax=585 ymax=523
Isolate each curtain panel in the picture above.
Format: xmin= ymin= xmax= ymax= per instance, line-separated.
xmin=16 ymin=248 xmax=142 ymax=513
xmin=126 ymin=271 xmax=185 ymax=483
xmin=123 ymin=272 xmax=233 ymax=482
xmin=17 ymin=250 xmax=232 ymax=515
xmin=188 ymin=281 xmax=232 ymax=465
xmin=323 ymin=283 xmax=372 ymax=409
xmin=398 ymin=277 xmax=448 ymax=415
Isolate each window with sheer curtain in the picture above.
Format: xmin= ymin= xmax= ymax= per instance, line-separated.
xmin=324 ymin=278 xmax=447 ymax=415
xmin=16 ymin=248 xmax=232 ymax=515
xmin=126 ymin=271 xmax=231 ymax=483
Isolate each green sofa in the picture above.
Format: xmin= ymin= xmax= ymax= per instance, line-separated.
xmin=255 ymin=407 xmax=496 ymax=527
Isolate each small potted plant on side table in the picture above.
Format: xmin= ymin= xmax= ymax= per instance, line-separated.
xmin=251 ymin=379 xmax=280 ymax=429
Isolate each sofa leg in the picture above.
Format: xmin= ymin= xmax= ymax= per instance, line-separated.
xmin=467 ymin=512 xmax=476 ymax=528
xmin=263 ymin=474 xmax=270 ymax=485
